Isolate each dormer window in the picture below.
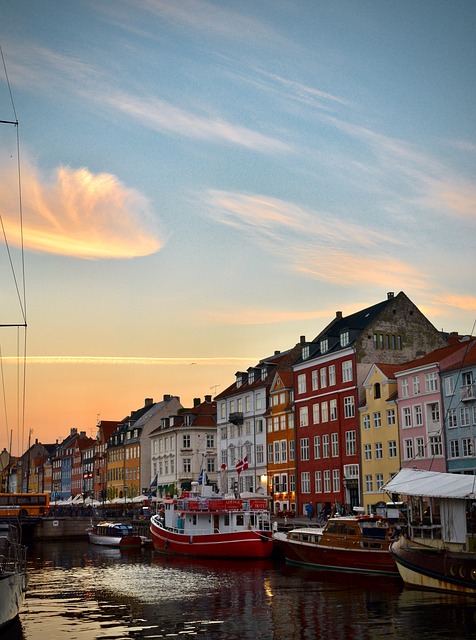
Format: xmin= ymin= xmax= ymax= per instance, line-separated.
xmin=261 ymin=367 xmax=267 ymax=381
xmin=236 ymin=378 xmax=242 ymax=388
xmin=340 ymin=331 xmax=349 ymax=347
xmin=320 ymin=338 xmax=329 ymax=354
xmin=302 ymin=345 xmax=310 ymax=360
xmin=248 ymin=370 xmax=254 ymax=384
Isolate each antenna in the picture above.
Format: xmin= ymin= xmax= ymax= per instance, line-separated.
xmin=210 ymin=384 xmax=220 ymax=395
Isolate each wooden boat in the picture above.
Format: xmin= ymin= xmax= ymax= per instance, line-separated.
xmin=149 ymin=494 xmax=274 ymax=559
xmin=273 ymin=515 xmax=399 ymax=576
xmin=86 ymin=522 xmax=142 ymax=548
xmin=0 ymin=520 xmax=28 ymax=630
xmin=384 ymin=468 xmax=476 ymax=596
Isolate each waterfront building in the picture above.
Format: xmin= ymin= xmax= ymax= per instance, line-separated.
xmin=216 ymin=346 xmax=301 ymax=500
xmin=292 ymin=291 xmax=447 ymax=517
xmin=395 ymin=341 xmax=472 ymax=473
xmin=94 ymin=419 xmax=120 ymax=503
xmin=359 ymin=364 xmax=399 ymax=513
xmin=71 ymin=435 xmax=95 ymax=500
xmin=440 ymin=338 xmax=476 ymax=474
xmin=149 ymin=395 xmax=217 ymax=497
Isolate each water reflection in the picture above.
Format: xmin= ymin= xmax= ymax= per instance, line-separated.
xmin=6 ymin=540 xmax=476 ymax=639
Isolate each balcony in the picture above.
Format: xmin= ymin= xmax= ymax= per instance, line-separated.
xmin=229 ymin=412 xmax=244 ymax=425
xmin=460 ymin=384 xmax=476 ymax=402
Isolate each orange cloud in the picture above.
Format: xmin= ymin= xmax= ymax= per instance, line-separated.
xmin=0 ymin=158 xmax=162 ymax=258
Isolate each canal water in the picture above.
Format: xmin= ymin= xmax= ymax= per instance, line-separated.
xmin=5 ymin=540 xmax=476 ymax=639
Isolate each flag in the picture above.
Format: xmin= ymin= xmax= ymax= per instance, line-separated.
xmin=198 ymin=469 xmax=209 ymax=485
xmin=243 ymin=455 xmax=249 ymax=471
xmin=236 ymin=459 xmax=244 ymax=474
xmin=220 ymin=463 xmax=227 ymax=470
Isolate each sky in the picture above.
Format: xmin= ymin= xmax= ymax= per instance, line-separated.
xmin=1 ymin=1 xmax=475 ymax=456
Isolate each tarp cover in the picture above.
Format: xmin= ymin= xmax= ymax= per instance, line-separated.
xmin=382 ymin=467 xmax=476 ymax=499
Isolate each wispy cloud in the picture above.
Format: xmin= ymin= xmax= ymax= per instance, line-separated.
xmin=105 ymin=91 xmax=291 ymax=152
xmin=0 ymin=156 xmax=162 ymax=258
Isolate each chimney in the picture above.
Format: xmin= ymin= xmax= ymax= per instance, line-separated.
xmin=145 ymin=398 xmax=153 ymax=407
xmin=163 ymin=394 xmax=172 ymax=402
xmin=387 ymin=292 xmax=394 ymax=299
xmin=274 ymin=350 xmax=280 ymax=355
xmin=336 ymin=311 xmax=342 ymax=319
xmin=204 ymin=395 xmax=212 ymax=403
xmin=300 ymin=335 xmax=306 ymax=344
xmin=193 ymin=397 xmax=201 ymax=407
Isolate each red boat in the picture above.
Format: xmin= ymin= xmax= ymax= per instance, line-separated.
xmin=273 ymin=515 xmax=399 ymax=576
xmin=149 ymin=494 xmax=274 ymax=559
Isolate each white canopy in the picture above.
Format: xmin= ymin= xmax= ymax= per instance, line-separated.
xmin=382 ymin=468 xmax=476 ymax=500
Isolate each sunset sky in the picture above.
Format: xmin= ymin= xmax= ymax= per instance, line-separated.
xmin=1 ymin=1 xmax=475 ymax=456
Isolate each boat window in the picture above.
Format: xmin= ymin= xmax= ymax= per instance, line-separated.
xmin=326 ymin=523 xmax=338 ymax=534
xmin=236 ymin=515 xmax=244 ymax=526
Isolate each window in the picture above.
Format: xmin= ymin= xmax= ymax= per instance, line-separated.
xmin=448 ymin=409 xmax=457 ymax=428
xmin=313 ymin=403 xmax=320 ymax=424
xmin=321 ymin=402 xmax=329 ymax=422
xmin=300 ymin=438 xmax=310 ymax=461
xmin=206 ymin=434 xmax=215 ymax=448
xmin=290 ymin=474 xmax=296 ymax=492
xmin=323 ymin=470 xmax=331 ymax=492
xmin=425 ymin=372 xmax=438 ymax=392
xmin=320 ymin=368 xmax=327 ymax=388
xmin=272 ymin=395 xmax=278 ymax=406
xmin=402 ymin=407 xmax=411 ymax=428
xmin=388 ymin=440 xmax=397 ymax=458
xmin=301 ymin=472 xmax=310 ymax=493
xmin=311 ymin=370 xmax=319 ymax=391
xmin=344 ymin=396 xmax=355 ymax=418
xmin=289 ymin=440 xmax=295 ymax=461
xmin=373 ymin=412 xmax=382 ymax=428
xmin=387 ymin=409 xmax=396 ymax=426
xmin=299 ymin=406 xmax=309 ymax=427
xmin=280 ymin=415 xmax=286 ymax=430
xmin=429 ymin=436 xmax=442 ymax=457
xmin=404 ymin=438 xmax=413 ymax=460
xmin=363 ymin=414 xmax=370 ymax=430
xmin=322 ymin=434 xmax=330 ymax=458
xmin=267 ymin=418 xmax=273 ymax=433
xmin=444 ymin=375 xmax=454 ymax=396
xmin=288 ymin=414 xmax=294 ymax=430
xmin=267 ymin=443 xmax=273 ymax=464
xmin=402 ymin=379 xmax=409 ymax=397
xmin=331 ymin=432 xmax=339 ymax=457
xmin=412 ymin=376 xmax=420 ymax=395
xmin=416 ymin=437 xmax=425 ymax=458
xmin=302 ymin=345 xmax=310 ymax=360
xmin=245 ymin=395 xmax=251 ymax=412
xmin=374 ymin=383 xmax=381 ymax=399
xmin=450 ymin=440 xmax=459 ymax=458
xmin=332 ymin=469 xmax=340 ymax=492
xmin=274 ymin=441 xmax=280 ymax=463
xmin=375 ymin=474 xmax=384 ymax=490
xmin=183 ymin=458 xmax=191 ymax=473
xmin=340 ymin=331 xmax=350 ymax=347
xmin=345 ymin=430 xmax=356 ymax=456
xmin=182 ymin=434 xmax=191 ymax=448
xmin=460 ymin=406 xmax=470 ymax=427
xmin=342 ymin=360 xmax=353 ymax=383
xmin=297 ymin=374 xmax=306 ymax=394
xmin=273 ymin=416 xmax=279 ymax=432
xmin=330 ymin=399 xmax=337 ymax=421
xmin=365 ymin=475 xmax=373 ymax=492
xmin=462 ymin=438 xmax=474 ymax=457
xmin=329 ymin=365 xmax=336 ymax=386
xmin=430 ymin=403 xmax=440 ymax=423
xmin=413 ymin=405 xmax=423 ymax=427
xmin=220 ymin=402 xmax=226 ymax=419
xmin=256 ymin=418 xmax=264 ymax=433
xmin=375 ymin=442 xmax=383 ymax=459
xmin=364 ymin=444 xmax=372 ymax=460
xmin=314 ymin=435 xmax=321 ymax=459
xmin=315 ymin=471 xmax=322 ymax=493
xmin=281 ymin=440 xmax=287 ymax=462
xmin=320 ymin=338 xmax=329 ymax=354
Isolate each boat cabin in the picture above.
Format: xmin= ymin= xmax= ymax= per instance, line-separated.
xmin=94 ymin=522 xmax=134 ymax=537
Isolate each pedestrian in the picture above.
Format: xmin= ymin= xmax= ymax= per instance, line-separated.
xmin=305 ymin=503 xmax=314 ymax=520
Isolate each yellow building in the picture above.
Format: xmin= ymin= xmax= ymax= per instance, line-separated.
xmin=359 ymin=364 xmax=400 ymax=513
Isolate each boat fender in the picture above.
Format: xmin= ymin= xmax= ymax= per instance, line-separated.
xmin=190 ymin=535 xmax=193 ymax=544
xmin=164 ymin=538 xmax=169 ymax=549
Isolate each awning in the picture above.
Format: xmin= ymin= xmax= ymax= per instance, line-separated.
xmin=382 ymin=468 xmax=476 ymax=500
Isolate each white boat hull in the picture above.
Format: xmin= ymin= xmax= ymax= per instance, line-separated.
xmin=0 ymin=571 xmax=27 ymax=629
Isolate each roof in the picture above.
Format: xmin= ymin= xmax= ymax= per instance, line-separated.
xmin=393 ymin=339 xmax=475 ymax=374
xmin=382 ymin=467 xmax=476 ymax=500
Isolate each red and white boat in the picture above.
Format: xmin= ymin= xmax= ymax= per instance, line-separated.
xmin=149 ymin=492 xmax=274 ymax=559
xmin=273 ymin=515 xmax=399 ymax=576
xmin=86 ymin=522 xmax=142 ymax=549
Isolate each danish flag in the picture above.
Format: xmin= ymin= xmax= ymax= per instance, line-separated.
xmin=242 ymin=455 xmax=249 ymax=471
xmin=236 ymin=459 xmax=244 ymax=474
